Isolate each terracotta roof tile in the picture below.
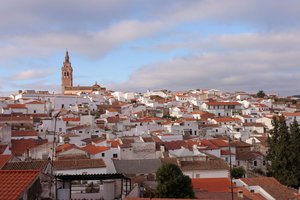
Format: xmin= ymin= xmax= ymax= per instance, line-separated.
xmin=81 ymin=144 xmax=109 ymax=155
xmin=243 ymin=122 xmax=265 ymax=127
xmin=11 ymin=130 xmax=38 ymax=137
xmin=107 ymin=140 xmax=121 ymax=148
xmin=63 ymin=117 xmax=80 ymax=122
xmin=6 ymin=104 xmax=26 ymax=109
xmin=55 ymin=143 xmax=79 ymax=153
xmin=180 ymin=159 xmax=230 ymax=171
xmin=192 ymin=178 xmax=231 ymax=192
xmin=2 ymin=160 xmax=49 ymax=171
xmin=53 ymin=159 xmax=106 ymax=170
xmin=25 ymin=100 xmax=44 ymax=104
xmin=0 ymin=144 xmax=8 ymax=154
xmin=240 ymin=177 xmax=297 ymax=200
xmin=236 ymin=151 xmax=264 ymax=161
xmin=66 ymin=124 xmax=90 ymax=131
xmin=0 ymin=170 xmax=40 ymax=200
xmin=11 ymin=139 xmax=48 ymax=156
xmin=213 ymin=117 xmax=241 ymax=123
xmin=206 ymin=101 xmax=241 ymax=106
xmin=282 ymin=112 xmax=300 ymax=117
xmin=209 ymin=138 xmax=229 ymax=147
xmin=0 ymin=155 xmax=12 ymax=169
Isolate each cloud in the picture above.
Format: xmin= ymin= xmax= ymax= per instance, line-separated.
xmin=13 ymin=69 xmax=53 ymax=81
xmin=111 ymin=31 xmax=300 ymax=95
xmin=1 ymin=0 xmax=300 ymax=95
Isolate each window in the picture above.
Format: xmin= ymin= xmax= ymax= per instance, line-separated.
xmin=253 ymin=160 xmax=257 ymax=166
xmin=33 ymin=110 xmax=36 ymax=113
xmin=102 ymin=153 xmax=105 ymax=157
xmin=216 ymin=129 xmax=218 ymax=132
xmin=79 ymin=131 xmax=83 ymax=133
xmin=196 ymin=174 xmax=200 ymax=178
xmin=113 ymin=153 xmax=118 ymax=158
xmin=59 ymin=128 xmax=62 ymax=132
xmin=263 ymin=160 xmax=266 ymax=166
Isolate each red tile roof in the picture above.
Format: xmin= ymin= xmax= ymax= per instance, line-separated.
xmin=180 ymin=159 xmax=230 ymax=171
xmin=282 ymin=112 xmax=300 ymax=117
xmin=236 ymin=151 xmax=264 ymax=161
xmin=221 ymin=150 xmax=233 ymax=156
xmin=210 ymin=138 xmax=229 ymax=147
xmin=107 ymin=140 xmax=121 ymax=148
xmin=213 ymin=117 xmax=241 ymax=123
xmin=0 ymin=155 xmax=12 ymax=169
xmin=11 ymin=139 xmax=48 ymax=156
xmin=243 ymin=122 xmax=265 ymax=127
xmin=63 ymin=117 xmax=80 ymax=122
xmin=55 ymin=143 xmax=80 ymax=153
xmin=25 ymin=100 xmax=44 ymax=104
xmin=240 ymin=177 xmax=297 ymax=200
xmin=11 ymin=130 xmax=38 ymax=137
xmin=0 ymin=144 xmax=8 ymax=154
xmin=53 ymin=159 xmax=106 ymax=170
xmin=0 ymin=116 xmax=33 ymax=122
xmin=81 ymin=144 xmax=109 ymax=155
xmin=0 ymin=170 xmax=40 ymax=200
xmin=6 ymin=104 xmax=26 ymax=109
xmin=206 ymin=101 xmax=241 ymax=106
xmin=192 ymin=178 xmax=231 ymax=192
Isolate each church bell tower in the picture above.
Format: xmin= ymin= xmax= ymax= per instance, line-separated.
xmin=61 ymin=49 xmax=73 ymax=94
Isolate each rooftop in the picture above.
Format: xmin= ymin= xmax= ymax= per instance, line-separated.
xmin=0 ymin=170 xmax=40 ymax=200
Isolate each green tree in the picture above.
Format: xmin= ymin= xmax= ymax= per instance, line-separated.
xmin=290 ymin=119 xmax=300 ymax=187
xmin=267 ymin=116 xmax=298 ymax=187
xmin=156 ymin=163 xmax=195 ymax=198
xmin=257 ymin=90 xmax=266 ymax=98
xmin=231 ymin=167 xmax=245 ymax=179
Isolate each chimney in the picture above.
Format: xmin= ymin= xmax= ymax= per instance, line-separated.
xmin=237 ymin=190 xmax=244 ymax=199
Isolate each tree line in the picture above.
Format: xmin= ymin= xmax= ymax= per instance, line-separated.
xmin=267 ymin=116 xmax=300 ymax=188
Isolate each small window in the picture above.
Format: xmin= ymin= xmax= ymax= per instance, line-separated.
xmin=253 ymin=160 xmax=257 ymax=166
xmin=196 ymin=174 xmax=200 ymax=178
xmin=59 ymin=128 xmax=62 ymax=132
xmin=79 ymin=131 xmax=83 ymax=133
xmin=113 ymin=153 xmax=118 ymax=158
xmin=33 ymin=110 xmax=36 ymax=113
xmin=102 ymin=153 xmax=105 ymax=157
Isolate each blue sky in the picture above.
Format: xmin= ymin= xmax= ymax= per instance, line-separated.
xmin=1 ymin=0 xmax=300 ymax=95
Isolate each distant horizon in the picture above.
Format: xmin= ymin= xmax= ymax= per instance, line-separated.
xmin=1 ymin=1 xmax=300 ymax=96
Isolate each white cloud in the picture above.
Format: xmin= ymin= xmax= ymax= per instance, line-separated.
xmin=13 ymin=69 xmax=52 ymax=81
xmin=111 ymin=31 xmax=300 ymax=95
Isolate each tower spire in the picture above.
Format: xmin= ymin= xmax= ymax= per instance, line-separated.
xmin=65 ymin=48 xmax=70 ymax=63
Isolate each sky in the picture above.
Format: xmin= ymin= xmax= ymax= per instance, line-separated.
xmin=0 ymin=0 xmax=300 ymax=96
